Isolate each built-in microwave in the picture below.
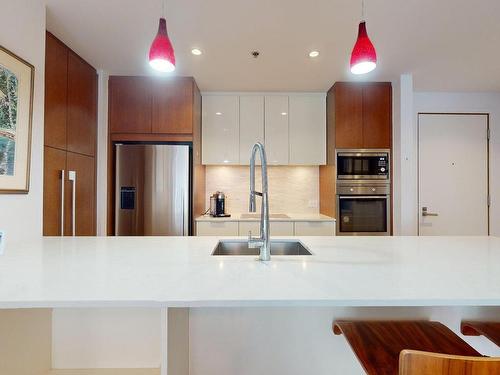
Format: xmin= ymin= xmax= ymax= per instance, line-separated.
xmin=336 ymin=149 xmax=390 ymax=182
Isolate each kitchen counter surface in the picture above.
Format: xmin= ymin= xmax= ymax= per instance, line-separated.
xmin=195 ymin=213 xmax=336 ymax=222
xmin=1 ymin=236 xmax=500 ymax=309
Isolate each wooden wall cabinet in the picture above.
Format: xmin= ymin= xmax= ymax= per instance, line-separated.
xmin=67 ymin=51 xmax=97 ymax=156
xmin=43 ymin=32 xmax=97 ymax=236
xmin=152 ymin=77 xmax=194 ymax=134
xmin=330 ymin=82 xmax=392 ymax=151
xmin=44 ymin=34 xmax=68 ymax=151
xmin=109 ymin=76 xmax=152 ymax=134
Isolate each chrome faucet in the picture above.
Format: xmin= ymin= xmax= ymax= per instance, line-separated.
xmin=248 ymin=142 xmax=271 ymax=261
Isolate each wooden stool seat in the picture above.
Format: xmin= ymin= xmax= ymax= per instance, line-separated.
xmin=399 ymin=350 xmax=500 ymax=375
xmin=333 ymin=320 xmax=481 ymax=375
xmin=461 ymin=321 xmax=500 ymax=347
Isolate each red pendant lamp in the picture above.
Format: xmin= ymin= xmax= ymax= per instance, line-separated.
xmin=149 ymin=0 xmax=175 ymax=72
xmin=350 ymin=1 xmax=377 ymax=75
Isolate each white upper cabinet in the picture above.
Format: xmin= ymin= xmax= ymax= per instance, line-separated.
xmin=265 ymin=95 xmax=289 ymax=165
xmin=239 ymin=96 xmax=264 ymax=164
xmin=202 ymin=95 xmax=240 ymax=165
xmin=201 ymin=93 xmax=325 ymax=165
xmin=289 ymin=95 xmax=326 ymax=165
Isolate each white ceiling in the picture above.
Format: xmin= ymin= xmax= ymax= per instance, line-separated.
xmin=46 ymin=0 xmax=500 ymax=92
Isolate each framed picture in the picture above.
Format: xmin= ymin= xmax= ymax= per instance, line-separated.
xmin=0 ymin=45 xmax=34 ymax=193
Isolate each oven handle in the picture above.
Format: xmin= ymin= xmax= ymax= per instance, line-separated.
xmin=338 ymin=195 xmax=388 ymax=199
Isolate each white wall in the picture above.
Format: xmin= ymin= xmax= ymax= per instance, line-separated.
xmin=52 ymin=308 xmax=162 ymax=369
xmin=190 ymin=306 xmax=500 ymax=375
xmin=0 ymin=0 xmax=45 ymax=242
xmin=96 ymin=71 xmax=109 ymax=236
xmin=413 ymin=92 xmax=500 ymax=236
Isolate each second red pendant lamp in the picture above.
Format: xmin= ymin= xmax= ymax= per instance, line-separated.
xmin=149 ymin=0 xmax=175 ymax=72
xmin=350 ymin=0 xmax=377 ymax=75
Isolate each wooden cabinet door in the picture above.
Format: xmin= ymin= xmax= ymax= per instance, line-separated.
xmin=239 ymin=96 xmax=264 ymax=164
xmin=44 ymin=33 xmax=68 ymax=150
xmin=289 ymin=95 xmax=326 ymax=165
xmin=362 ymin=83 xmax=392 ymax=148
xmin=152 ymin=78 xmax=193 ymax=134
xmin=109 ymin=76 xmax=152 ymax=133
xmin=43 ymin=146 xmax=67 ymax=236
xmin=66 ymin=152 xmax=96 ymax=236
xmin=202 ymin=95 xmax=240 ymax=164
xmin=264 ymin=96 xmax=289 ymax=165
xmin=67 ymin=51 xmax=97 ymax=156
xmin=334 ymin=83 xmax=363 ymax=149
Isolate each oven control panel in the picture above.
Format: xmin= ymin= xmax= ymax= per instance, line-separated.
xmin=336 ymin=185 xmax=390 ymax=195
xmin=377 ymin=157 xmax=388 ymax=175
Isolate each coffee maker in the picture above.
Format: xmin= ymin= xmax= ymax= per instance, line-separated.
xmin=209 ymin=191 xmax=230 ymax=217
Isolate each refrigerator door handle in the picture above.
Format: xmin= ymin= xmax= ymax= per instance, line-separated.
xmin=60 ymin=169 xmax=65 ymax=236
xmin=182 ymin=188 xmax=186 ymax=236
xmin=68 ymin=170 xmax=77 ymax=236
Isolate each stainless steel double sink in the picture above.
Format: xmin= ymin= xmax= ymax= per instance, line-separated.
xmin=212 ymin=240 xmax=312 ymax=256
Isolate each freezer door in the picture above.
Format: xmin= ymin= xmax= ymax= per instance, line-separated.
xmin=115 ymin=144 xmax=190 ymax=236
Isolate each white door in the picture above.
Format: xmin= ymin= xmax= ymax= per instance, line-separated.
xmin=418 ymin=114 xmax=489 ymax=235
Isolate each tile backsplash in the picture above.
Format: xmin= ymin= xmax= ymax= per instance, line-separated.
xmin=205 ymin=166 xmax=319 ymax=214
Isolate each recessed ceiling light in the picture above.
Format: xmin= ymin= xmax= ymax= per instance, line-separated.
xmin=309 ymin=50 xmax=320 ymax=58
xmin=215 ymin=112 xmax=222 ymax=116
xmin=281 ymin=112 xmax=287 ymax=116
xmin=191 ymin=48 xmax=202 ymax=56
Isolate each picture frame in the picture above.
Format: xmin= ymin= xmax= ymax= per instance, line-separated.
xmin=0 ymin=45 xmax=34 ymax=193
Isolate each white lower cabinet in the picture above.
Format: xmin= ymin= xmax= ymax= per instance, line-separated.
xmin=196 ymin=221 xmax=239 ymax=236
xmin=270 ymin=221 xmax=295 ymax=236
xmin=197 ymin=220 xmax=334 ymax=236
xmin=238 ymin=221 xmax=259 ymax=236
xmin=294 ymin=221 xmax=335 ymax=236
xmin=238 ymin=221 xmax=294 ymax=236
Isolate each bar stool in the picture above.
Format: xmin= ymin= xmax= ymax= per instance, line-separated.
xmin=399 ymin=350 xmax=500 ymax=374
xmin=461 ymin=321 xmax=500 ymax=347
xmin=333 ymin=320 xmax=482 ymax=375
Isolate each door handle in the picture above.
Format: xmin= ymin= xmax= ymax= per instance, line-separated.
xmin=68 ymin=171 xmax=76 ymax=236
xmin=422 ymin=207 xmax=438 ymax=217
xmin=60 ymin=170 xmax=65 ymax=236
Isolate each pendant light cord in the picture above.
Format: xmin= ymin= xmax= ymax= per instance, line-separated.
xmin=361 ymin=0 xmax=365 ymax=21
xmin=162 ymin=0 xmax=166 ymax=19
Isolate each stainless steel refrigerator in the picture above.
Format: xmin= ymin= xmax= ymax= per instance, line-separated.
xmin=115 ymin=144 xmax=191 ymax=236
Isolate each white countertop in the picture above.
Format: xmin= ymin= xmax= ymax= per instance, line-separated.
xmin=1 ymin=236 xmax=500 ymax=308
xmin=195 ymin=213 xmax=336 ymax=222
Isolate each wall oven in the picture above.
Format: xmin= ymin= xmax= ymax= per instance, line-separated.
xmin=336 ymin=185 xmax=390 ymax=236
xmin=336 ymin=149 xmax=390 ymax=183
xmin=336 ymin=149 xmax=391 ymax=236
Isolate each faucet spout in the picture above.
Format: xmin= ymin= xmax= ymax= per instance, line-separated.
xmin=248 ymin=142 xmax=271 ymax=261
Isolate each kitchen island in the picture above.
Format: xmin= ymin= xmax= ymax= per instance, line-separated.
xmin=1 ymin=236 xmax=500 ymax=375
xmin=1 ymin=235 xmax=500 ymax=308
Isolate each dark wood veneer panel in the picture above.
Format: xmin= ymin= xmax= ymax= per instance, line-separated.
xmin=44 ymin=33 xmax=68 ymax=150
xmin=109 ymin=76 xmax=152 ymax=133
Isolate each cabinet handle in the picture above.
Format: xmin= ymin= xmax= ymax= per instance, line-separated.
xmin=68 ymin=171 xmax=77 ymax=236
xmin=60 ymin=170 xmax=65 ymax=237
